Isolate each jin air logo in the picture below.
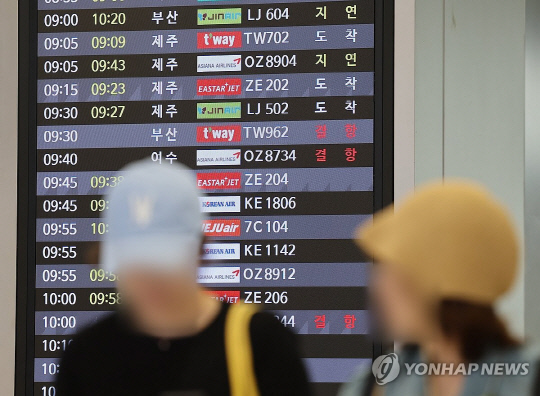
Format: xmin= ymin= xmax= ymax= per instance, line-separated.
xmin=197 ymin=8 xmax=242 ymax=25
xmin=197 ymin=102 xmax=241 ymax=119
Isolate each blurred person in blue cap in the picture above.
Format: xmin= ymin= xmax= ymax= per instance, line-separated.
xmin=56 ymin=159 xmax=311 ymax=396
xmin=339 ymin=181 xmax=540 ymax=396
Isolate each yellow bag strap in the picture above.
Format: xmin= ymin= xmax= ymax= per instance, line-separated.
xmin=225 ymin=302 xmax=261 ymax=396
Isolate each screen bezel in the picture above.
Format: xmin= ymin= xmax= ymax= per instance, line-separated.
xmin=15 ymin=1 xmax=395 ymax=393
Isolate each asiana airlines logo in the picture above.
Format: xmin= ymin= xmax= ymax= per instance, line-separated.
xmin=196 ymin=149 xmax=241 ymax=166
xmin=197 ymin=55 xmax=242 ymax=73
xmin=197 ymin=266 xmax=240 ymax=283
xmin=197 ymin=102 xmax=241 ymax=119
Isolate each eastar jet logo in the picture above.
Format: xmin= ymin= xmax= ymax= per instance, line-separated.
xmin=197 ymin=125 xmax=241 ymax=143
xmin=199 ymin=196 xmax=241 ymax=213
xmin=197 ymin=266 xmax=241 ymax=283
xmin=197 ymin=8 xmax=242 ymax=25
xmin=203 ymin=243 xmax=241 ymax=260
xmin=206 ymin=290 xmax=241 ymax=304
xmin=197 ymin=172 xmax=242 ymax=190
xmin=197 ymin=78 xmax=242 ymax=96
xmin=197 ymin=102 xmax=241 ymax=119
xmin=197 ymin=55 xmax=242 ymax=73
xmin=197 ymin=149 xmax=241 ymax=166
xmin=203 ymin=219 xmax=241 ymax=236
xmin=197 ymin=32 xmax=242 ymax=49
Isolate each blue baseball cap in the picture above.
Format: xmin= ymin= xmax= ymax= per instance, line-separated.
xmin=101 ymin=159 xmax=206 ymax=274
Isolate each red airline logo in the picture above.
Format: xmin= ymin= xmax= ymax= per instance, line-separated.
xmin=197 ymin=78 xmax=242 ymax=96
xmin=197 ymin=31 xmax=242 ymax=49
xmin=197 ymin=125 xmax=241 ymax=143
xmin=197 ymin=172 xmax=242 ymax=190
xmin=206 ymin=290 xmax=241 ymax=304
xmin=203 ymin=219 xmax=241 ymax=237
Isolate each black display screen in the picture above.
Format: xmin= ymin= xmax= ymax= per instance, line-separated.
xmin=17 ymin=0 xmax=394 ymax=394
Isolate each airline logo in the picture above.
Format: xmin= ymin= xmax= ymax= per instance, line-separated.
xmin=197 ymin=125 xmax=241 ymax=143
xmin=197 ymin=32 xmax=242 ymax=49
xmin=199 ymin=196 xmax=241 ymax=213
xmin=197 ymin=78 xmax=242 ymax=96
xmin=197 ymin=266 xmax=240 ymax=283
xmin=203 ymin=243 xmax=241 ymax=260
xmin=197 ymin=102 xmax=241 ymax=119
xmin=197 ymin=149 xmax=241 ymax=166
xmin=203 ymin=219 xmax=241 ymax=237
xmin=197 ymin=55 xmax=242 ymax=73
xmin=206 ymin=290 xmax=241 ymax=304
xmin=197 ymin=172 xmax=242 ymax=190
xmin=197 ymin=8 xmax=242 ymax=25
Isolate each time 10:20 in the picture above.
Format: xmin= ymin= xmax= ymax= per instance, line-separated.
xmin=93 ymin=12 xmax=126 ymax=25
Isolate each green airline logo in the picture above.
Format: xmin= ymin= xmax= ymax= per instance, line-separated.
xmin=197 ymin=102 xmax=242 ymax=119
xmin=197 ymin=8 xmax=242 ymax=25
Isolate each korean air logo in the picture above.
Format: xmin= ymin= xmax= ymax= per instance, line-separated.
xmin=199 ymin=196 xmax=241 ymax=213
xmin=372 ymin=353 xmax=400 ymax=385
xmin=202 ymin=243 xmax=240 ymax=260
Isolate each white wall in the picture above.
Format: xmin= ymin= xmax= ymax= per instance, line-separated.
xmin=0 ymin=0 xmax=19 ymax=394
xmin=524 ymin=0 xmax=540 ymax=341
xmin=415 ymin=0 xmax=527 ymax=336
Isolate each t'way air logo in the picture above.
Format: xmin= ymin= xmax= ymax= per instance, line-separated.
xmin=197 ymin=125 xmax=241 ymax=142
xmin=198 ymin=8 xmax=242 ymax=25
xmin=197 ymin=102 xmax=241 ymax=119
xmin=197 ymin=32 xmax=242 ymax=49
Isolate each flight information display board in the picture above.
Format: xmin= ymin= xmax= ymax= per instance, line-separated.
xmin=17 ymin=0 xmax=394 ymax=395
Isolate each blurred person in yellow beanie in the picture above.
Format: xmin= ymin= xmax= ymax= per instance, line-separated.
xmin=339 ymin=180 xmax=540 ymax=396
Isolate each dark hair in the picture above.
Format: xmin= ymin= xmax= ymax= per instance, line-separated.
xmin=438 ymin=299 xmax=519 ymax=362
